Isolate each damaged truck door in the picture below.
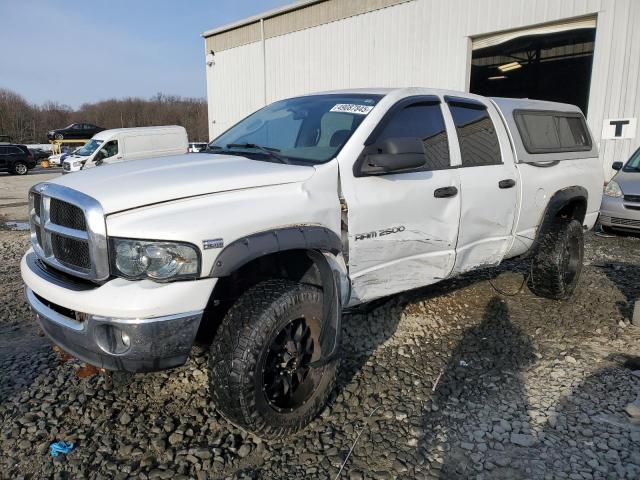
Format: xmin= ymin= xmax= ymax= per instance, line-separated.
xmin=446 ymin=96 xmax=518 ymax=274
xmin=341 ymin=96 xmax=462 ymax=303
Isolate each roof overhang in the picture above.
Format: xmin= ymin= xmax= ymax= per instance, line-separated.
xmin=201 ymin=0 xmax=322 ymax=38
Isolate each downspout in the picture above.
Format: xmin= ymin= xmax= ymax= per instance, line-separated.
xmin=261 ymin=18 xmax=267 ymax=106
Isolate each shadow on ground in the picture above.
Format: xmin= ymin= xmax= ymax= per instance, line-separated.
xmin=596 ymin=261 xmax=640 ymax=320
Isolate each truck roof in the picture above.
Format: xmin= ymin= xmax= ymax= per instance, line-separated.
xmin=91 ymin=125 xmax=187 ymax=140
xmin=307 ymin=88 xmax=584 ymax=113
xmin=305 ymin=87 xmax=596 ymax=163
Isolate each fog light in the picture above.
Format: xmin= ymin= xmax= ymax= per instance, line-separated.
xmin=94 ymin=324 xmax=131 ymax=355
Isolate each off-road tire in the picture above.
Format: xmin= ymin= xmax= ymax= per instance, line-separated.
xmin=528 ymin=219 xmax=584 ymax=300
xmin=210 ymin=279 xmax=339 ymax=439
xmin=12 ymin=161 xmax=28 ymax=175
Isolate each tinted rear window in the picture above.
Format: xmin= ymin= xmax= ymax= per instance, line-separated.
xmin=449 ymin=102 xmax=502 ymax=167
xmin=514 ymin=110 xmax=591 ymax=154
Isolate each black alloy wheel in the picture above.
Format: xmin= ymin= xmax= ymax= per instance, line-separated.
xmin=261 ymin=317 xmax=317 ymax=411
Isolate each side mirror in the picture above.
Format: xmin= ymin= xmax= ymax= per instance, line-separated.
xmin=612 ymin=161 xmax=623 ymax=171
xmin=360 ymin=137 xmax=426 ymax=175
xmin=94 ymin=150 xmax=107 ymax=165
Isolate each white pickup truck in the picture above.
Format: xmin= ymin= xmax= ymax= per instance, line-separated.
xmin=21 ymin=88 xmax=602 ymax=439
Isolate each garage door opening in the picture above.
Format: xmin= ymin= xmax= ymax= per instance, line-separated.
xmin=470 ymin=18 xmax=596 ymax=114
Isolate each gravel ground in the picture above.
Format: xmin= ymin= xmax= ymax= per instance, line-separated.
xmin=1 ymin=227 xmax=639 ymax=480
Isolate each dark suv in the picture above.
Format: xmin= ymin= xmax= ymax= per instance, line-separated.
xmin=47 ymin=123 xmax=105 ymax=140
xmin=0 ymin=144 xmax=36 ymax=175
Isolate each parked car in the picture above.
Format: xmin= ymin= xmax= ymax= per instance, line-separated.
xmin=22 ymin=88 xmax=602 ymax=439
xmin=62 ymin=126 xmax=188 ymax=173
xmin=28 ymin=148 xmax=51 ymax=161
xmin=47 ymin=123 xmax=105 ymax=141
xmin=0 ymin=144 xmax=36 ymax=175
xmin=188 ymin=142 xmax=208 ymax=153
xmin=599 ymin=146 xmax=640 ymax=233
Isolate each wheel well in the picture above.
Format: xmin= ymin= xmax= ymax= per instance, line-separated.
xmin=555 ymin=197 xmax=587 ymax=224
xmin=196 ymin=250 xmax=321 ymax=344
xmin=524 ymin=188 xmax=588 ymax=259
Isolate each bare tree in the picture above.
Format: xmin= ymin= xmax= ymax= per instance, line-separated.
xmin=0 ymin=88 xmax=208 ymax=144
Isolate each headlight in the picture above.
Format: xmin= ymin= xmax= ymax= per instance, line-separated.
xmin=72 ymin=161 xmax=83 ymax=168
xmin=110 ymin=238 xmax=200 ymax=281
xmin=604 ymin=180 xmax=623 ymax=198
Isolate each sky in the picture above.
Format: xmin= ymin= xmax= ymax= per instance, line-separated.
xmin=0 ymin=0 xmax=291 ymax=108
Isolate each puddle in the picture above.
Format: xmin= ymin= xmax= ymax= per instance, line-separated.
xmin=3 ymin=221 xmax=30 ymax=231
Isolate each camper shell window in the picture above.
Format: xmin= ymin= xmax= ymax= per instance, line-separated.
xmin=514 ymin=110 xmax=592 ymax=154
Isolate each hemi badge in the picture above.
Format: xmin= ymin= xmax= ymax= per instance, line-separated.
xmin=203 ymin=238 xmax=224 ymax=250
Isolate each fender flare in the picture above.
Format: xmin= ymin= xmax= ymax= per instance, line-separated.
xmin=210 ymin=226 xmax=341 ymax=277
xmin=531 ymin=186 xmax=588 ymax=252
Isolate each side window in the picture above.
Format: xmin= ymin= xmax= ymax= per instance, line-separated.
xmin=375 ymin=103 xmax=450 ymax=170
xmin=0 ymin=147 xmax=7 ymax=155
xmin=514 ymin=111 xmax=591 ymax=153
xmin=73 ymin=124 xmax=82 ymax=130
xmin=102 ymin=140 xmax=119 ymax=157
xmin=8 ymin=146 xmax=22 ymax=155
xmin=448 ymin=102 xmax=502 ymax=167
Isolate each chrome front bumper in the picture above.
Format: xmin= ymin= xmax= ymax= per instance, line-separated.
xmin=25 ymin=287 xmax=203 ymax=372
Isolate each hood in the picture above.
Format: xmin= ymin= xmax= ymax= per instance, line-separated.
xmin=51 ymin=153 xmax=315 ymax=214
xmin=614 ymin=169 xmax=640 ymax=196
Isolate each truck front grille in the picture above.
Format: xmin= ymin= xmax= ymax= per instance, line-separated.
xmin=51 ymin=234 xmax=91 ymax=270
xmin=33 ymin=192 xmax=41 ymax=217
xmin=29 ymin=184 xmax=109 ymax=282
xmin=50 ymin=198 xmax=87 ymax=231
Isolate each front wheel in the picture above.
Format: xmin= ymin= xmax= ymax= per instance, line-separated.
xmin=528 ymin=219 xmax=584 ymax=300
xmin=54 ymin=133 xmax=63 ymax=140
xmin=210 ymin=279 xmax=339 ymax=439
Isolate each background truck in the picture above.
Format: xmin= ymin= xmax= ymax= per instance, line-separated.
xmin=22 ymin=88 xmax=602 ymax=439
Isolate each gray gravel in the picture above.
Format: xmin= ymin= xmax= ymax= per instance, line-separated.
xmin=1 ymin=228 xmax=639 ymax=479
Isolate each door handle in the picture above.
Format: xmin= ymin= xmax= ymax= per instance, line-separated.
xmin=498 ymin=179 xmax=516 ymax=189
xmin=434 ymin=186 xmax=458 ymax=198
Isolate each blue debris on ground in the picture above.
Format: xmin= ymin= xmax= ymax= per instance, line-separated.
xmin=49 ymin=441 xmax=75 ymax=457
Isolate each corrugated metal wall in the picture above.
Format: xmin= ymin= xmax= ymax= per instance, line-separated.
xmin=205 ymin=0 xmax=640 ymax=176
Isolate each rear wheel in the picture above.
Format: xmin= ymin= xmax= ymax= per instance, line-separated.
xmin=12 ymin=161 xmax=28 ymax=175
xmin=210 ymin=279 xmax=339 ymax=439
xmin=528 ymin=219 xmax=584 ymax=300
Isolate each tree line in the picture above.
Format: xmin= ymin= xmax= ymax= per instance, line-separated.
xmin=0 ymin=88 xmax=209 ymax=144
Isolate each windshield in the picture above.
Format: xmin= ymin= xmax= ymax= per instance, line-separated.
xmin=208 ymin=94 xmax=382 ymax=164
xmin=623 ymin=147 xmax=640 ymax=172
xmin=74 ymin=139 xmax=103 ymax=157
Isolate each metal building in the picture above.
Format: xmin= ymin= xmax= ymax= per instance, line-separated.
xmin=202 ymin=0 xmax=640 ymax=178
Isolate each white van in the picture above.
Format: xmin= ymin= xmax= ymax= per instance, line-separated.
xmin=62 ymin=126 xmax=188 ymax=173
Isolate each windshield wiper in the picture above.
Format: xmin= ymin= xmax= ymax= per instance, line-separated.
xmin=226 ymin=143 xmax=290 ymax=164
